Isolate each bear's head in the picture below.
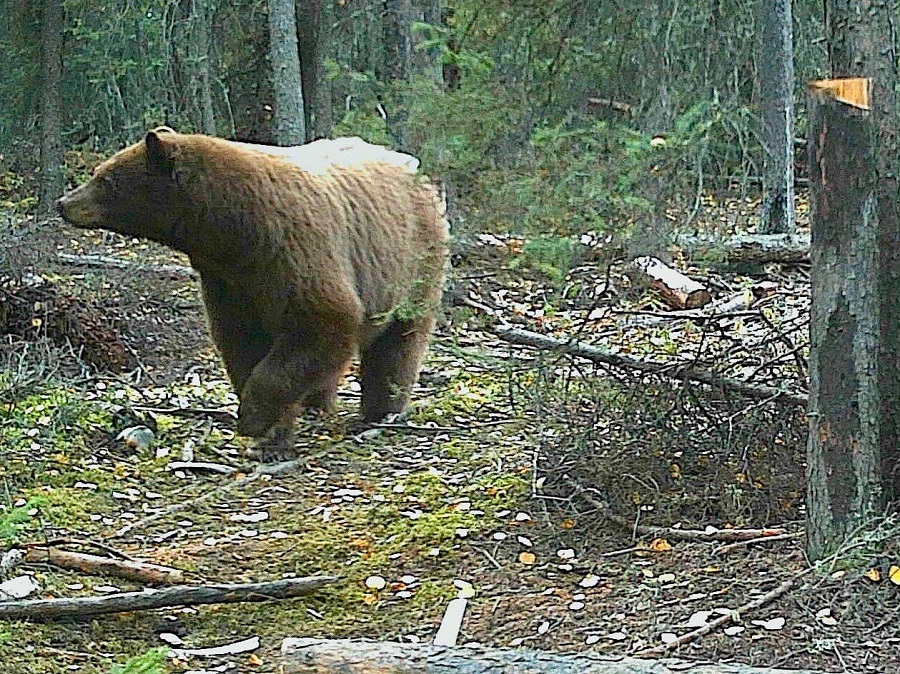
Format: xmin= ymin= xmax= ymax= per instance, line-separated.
xmin=56 ymin=127 xmax=188 ymax=246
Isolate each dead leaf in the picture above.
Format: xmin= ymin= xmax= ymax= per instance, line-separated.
xmin=649 ymin=538 xmax=672 ymax=552
xmin=889 ymin=566 xmax=900 ymax=585
xmin=865 ymin=568 xmax=881 ymax=582
xmin=518 ymin=551 xmax=536 ymax=565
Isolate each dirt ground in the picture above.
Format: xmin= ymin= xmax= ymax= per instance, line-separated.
xmin=1 ymin=208 xmax=898 ymax=674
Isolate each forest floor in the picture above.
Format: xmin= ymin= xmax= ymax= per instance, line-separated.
xmin=0 ymin=192 xmax=899 ymax=674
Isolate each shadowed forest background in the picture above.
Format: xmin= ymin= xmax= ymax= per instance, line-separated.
xmin=2 ymin=0 xmax=825 ymax=242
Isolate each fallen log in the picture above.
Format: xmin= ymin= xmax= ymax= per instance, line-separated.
xmin=494 ymin=327 xmax=808 ymax=407
xmin=675 ymin=233 xmax=810 ymax=265
xmin=55 ymin=253 xmax=198 ymax=279
xmin=24 ymin=547 xmax=184 ymax=585
xmin=281 ymin=638 xmax=827 ymax=674
xmin=631 ymin=256 xmax=711 ymax=309
xmin=0 ymin=575 xmax=336 ymax=621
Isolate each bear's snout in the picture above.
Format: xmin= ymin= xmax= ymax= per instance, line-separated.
xmin=55 ymin=187 xmax=101 ymax=228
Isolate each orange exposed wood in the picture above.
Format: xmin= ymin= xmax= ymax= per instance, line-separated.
xmin=809 ymin=77 xmax=871 ymax=110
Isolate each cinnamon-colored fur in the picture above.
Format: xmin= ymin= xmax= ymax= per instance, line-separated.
xmin=57 ymin=129 xmax=448 ymax=460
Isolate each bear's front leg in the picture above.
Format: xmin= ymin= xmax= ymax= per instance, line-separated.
xmin=236 ymin=331 xmax=355 ymax=462
xmin=246 ymin=405 xmax=302 ymax=463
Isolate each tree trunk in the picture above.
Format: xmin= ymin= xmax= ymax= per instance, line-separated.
xmin=758 ymin=0 xmax=795 ymax=234
xmin=298 ymin=0 xmax=334 ymax=140
xmin=825 ymin=0 xmax=900 ymax=506
xmin=38 ymin=0 xmax=64 ymax=220
xmin=382 ymin=0 xmax=442 ymax=150
xmin=805 ymin=0 xmax=900 ymax=561
xmin=192 ymin=0 xmax=217 ymax=135
xmin=268 ymin=0 xmax=306 ymax=145
xmin=281 ymin=638 xmax=828 ymax=674
xmin=414 ymin=0 xmax=443 ymax=84
xmin=805 ymin=82 xmax=887 ymax=560
xmin=382 ymin=0 xmax=414 ymax=148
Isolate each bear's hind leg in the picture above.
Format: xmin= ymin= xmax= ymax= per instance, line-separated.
xmin=360 ymin=317 xmax=434 ymax=422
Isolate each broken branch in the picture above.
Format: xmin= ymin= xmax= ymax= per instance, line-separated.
xmin=55 ymin=253 xmax=198 ymax=279
xmin=0 ymin=575 xmax=336 ymax=621
xmin=494 ymin=326 xmax=808 ymax=407
xmin=574 ymin=483 xmax=787 ymax=543
xmin=23 ymin=547 xmax=184 ymax=585
xmin=636 ymin=567 xmax=812 ymax=657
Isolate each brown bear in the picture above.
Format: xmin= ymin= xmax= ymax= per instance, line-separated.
xmin=56 ymin=128 xmax=448 ymax=461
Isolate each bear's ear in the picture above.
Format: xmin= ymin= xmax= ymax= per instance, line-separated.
xmin=145 ymin=130 xmax=175 ymax=176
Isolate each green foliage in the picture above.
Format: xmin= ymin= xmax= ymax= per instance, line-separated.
xmin=0 ymin=497 xmax=47 ymax=546
xmin=510 ymin=235 xmax=579 ymax=282
xmin=109 ymin=648 xmax=169 ymax=674
xmin=0 ymin=0 xmax=828 ymax=234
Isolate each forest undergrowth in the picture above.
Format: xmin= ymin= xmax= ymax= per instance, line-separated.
xmin=0 ymin=195 xmax=898 ymax=673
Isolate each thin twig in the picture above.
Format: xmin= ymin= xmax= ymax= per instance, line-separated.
xmin=573 ymin=482 xmax=786 ymax=542
xmin=472 ymin=546 xmax=503 ymax=571
xmin=636 ymin=567 xmax=813 ymax=656
xmin=716 ymin=531 xmax=804 ymax=554
xmin=27 ymin=538 xmax=135 ymax=561
xmin=132 ymin=405 xmax=237 ymax=423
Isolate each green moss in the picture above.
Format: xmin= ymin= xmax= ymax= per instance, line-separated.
xmin=109 ymin=647 xmax=169 ymax=674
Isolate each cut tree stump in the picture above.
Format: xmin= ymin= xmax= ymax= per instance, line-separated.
xmin=280 ymin=638 xmax=827 ymax=673
xmin=631 ymin=256 xmax=711 ymax=309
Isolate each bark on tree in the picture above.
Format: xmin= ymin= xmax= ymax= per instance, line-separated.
xmin=280 ymin=638 xmax=827 ymax=674
xmin=192 ymin=0 xmax=217 ymax=135
xmin=298 ymin=0 xmax=334 ymax=140
xmin=37 ymin=0 xmax=64 ymax=219
xmin=414 ymin=0 xmax=443 ymax=84
xmin=806 ymin=84 xmax=886 ymax=560
xmin=268 ymin=0 xmax=306 ymax=145
xmin=382 ymin=0 xmax=414 ymax=148
xmin=758 ymin=0 xmax=795 ymax=234
xmin=805 ymin=0 xmax=900 ymax=561
xmin=382 ymin=0 xmax=442 ymax=150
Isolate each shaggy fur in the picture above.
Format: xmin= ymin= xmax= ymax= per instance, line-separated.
xmin=57 ymin=129 xmax=448 ymax=460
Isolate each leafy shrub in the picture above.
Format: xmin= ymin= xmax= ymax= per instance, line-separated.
xmin=509 ymin=234 xmax=579 ymax=282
